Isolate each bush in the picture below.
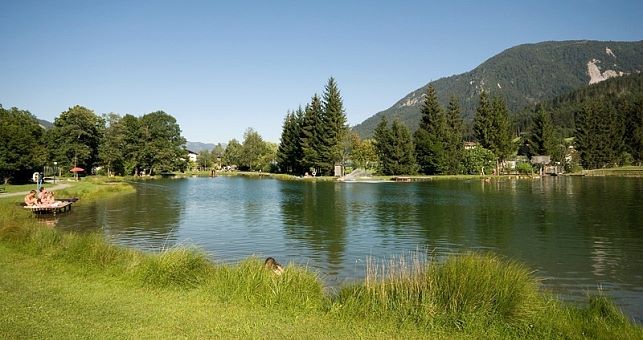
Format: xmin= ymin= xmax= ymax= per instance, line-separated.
xmin=515 ymin=162 xmax=534 ymax=175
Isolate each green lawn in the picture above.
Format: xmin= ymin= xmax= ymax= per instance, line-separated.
xmin=0 ymin=245 xmax=433 ymax=339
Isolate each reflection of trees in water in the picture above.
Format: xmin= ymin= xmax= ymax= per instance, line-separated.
xmin=64 ymin=181 xmax=183 ymax=251
xmin=280 ymin=181 xmax=346 ymax=274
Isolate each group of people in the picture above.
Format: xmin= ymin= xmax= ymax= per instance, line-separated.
xmin=24 ymin=187 xmax=57 ymax=206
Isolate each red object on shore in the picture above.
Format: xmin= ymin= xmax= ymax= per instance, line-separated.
xmin=69 ymin=167 xmax=85 ymax=173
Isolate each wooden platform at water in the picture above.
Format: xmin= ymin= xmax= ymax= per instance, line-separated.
xmin=24 ymin=201 xmax=74 ymax=215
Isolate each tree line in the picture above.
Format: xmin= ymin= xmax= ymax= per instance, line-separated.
xmin=276 ymin=75 xmax=642 ymax=177
xmin=1 ymin=104 xmax=187 ymax=183
xmin=3 ymin=74 xmax=640 ymax=183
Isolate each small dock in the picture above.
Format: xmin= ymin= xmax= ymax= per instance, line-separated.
xmin=24 ymin=201 xmax=74 ymax=215
xmin=391 ymin=176 xmax=412 ymax=182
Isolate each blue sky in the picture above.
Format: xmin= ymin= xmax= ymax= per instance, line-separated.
xmin=1 ymin=1 xmax=642 ymax=143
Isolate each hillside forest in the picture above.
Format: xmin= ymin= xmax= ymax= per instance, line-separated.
xmin=1 ymin=74 xmax=642 ymax=183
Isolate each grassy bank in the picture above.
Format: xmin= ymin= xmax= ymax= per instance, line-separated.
xmin=1 ymin=179 xmax=641 ymax=338
xmin=1 ymin=230 xmax=641 ymax=338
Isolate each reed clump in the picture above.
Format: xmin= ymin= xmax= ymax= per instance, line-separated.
xmin=138 ymin=247 xmax=213 ymax=288
xmin=334 ymin=252 xmax=541 ymax=330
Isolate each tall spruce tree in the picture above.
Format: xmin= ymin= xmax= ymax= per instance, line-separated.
xmin=300 ymin=95 xmax=324 ymax=174
xmin=473 ymin=90 xmax=493 ymax=150
xmin=390 ymin=119 xmax=417 ymax=175
xmin=373 ymin=117 xmax=393 ymax=175
xmin=414 ymin=85 xmax=447 ymax=174
xmin=527 ymin=107 xmax=558 ymax=158
xmin=321 ymin=77 xmax=349 ymax=174
xmin=575 ymin=99 xmax=623 ymax=169
xmin=490 ymin=96 xmax=513 ymax=163
xmin=444 ymin=96 xmax=465 ymax=174
xmin=276 ymin=109 xmax=303 ymax=174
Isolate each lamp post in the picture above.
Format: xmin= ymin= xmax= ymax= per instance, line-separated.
xmin=53 ymin=161 xmax=57 ymax=184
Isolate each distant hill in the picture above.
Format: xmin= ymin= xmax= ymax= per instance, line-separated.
xmin=186 ymin=141 xmax=215 ymax=153
xmin=37 ymin=119 xmax=53 ymax=129
xmin=353 ymin=40 xmax=643 ymax=138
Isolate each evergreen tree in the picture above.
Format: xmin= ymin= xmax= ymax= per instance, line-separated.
xmin=276 ymin=110 xmax=302 ymax=174
xmin=390 ymin=119 xmax=417 ymax=175
xmin=373 ymin=117 xmax=393 ymax=175
xmin=490 ymin=96 xmax=514 ymax=163
xmin=474 ymin=93 xmax=514 ymax=173
xmin=575 ymin=99 xmax=623 ymax=169
xmin=321 ymin=77 xmax=349 ymax=174
xmin=300 ymin=95 xmax=323 ymax=174
xmin=414 ymin=85 xmax=447 ymax=174
xmin=444 ymin=96 xmax=465 ymax=174
xmin=527 ymin=107 xmax=558 ymax=158
xmin=473 ymin=90 xmax=493 ymax=150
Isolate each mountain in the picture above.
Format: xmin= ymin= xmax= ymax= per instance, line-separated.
xmin=185 ymin=141 xmax=216 ymax=153
xmin=353 ymin=40 xmax=643 ymax=138
xmin=37 ymin=119 xmax=53 ymax=129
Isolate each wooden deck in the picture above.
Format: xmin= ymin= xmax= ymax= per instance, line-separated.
xmin=391 ymin=176 xmax=412 ymax=182
xmin=24 ymin=201 xmax=74 ymax=215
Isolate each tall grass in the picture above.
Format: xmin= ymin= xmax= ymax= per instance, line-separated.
xmin=335 ymin=252 xmax=542 ymax=331
xmin=1 ymin=222 xmax=641 ymax=338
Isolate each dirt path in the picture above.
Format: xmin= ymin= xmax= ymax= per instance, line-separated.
xmin=0 ymin=183 xmax=74 ymax=198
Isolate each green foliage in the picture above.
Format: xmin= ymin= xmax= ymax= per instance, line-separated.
xmin=300 ymin=95 xmax=324 ymax=174
xmin=348 ymin=133 xmax=378 ymax=170
xmin=0 ymin=106 xmax=47 ymax=183
xmin=462 ymin=147 xmax=496 ymax=175
xmin=46 ymin=105 xmax=105 ymax=173
xmin=239 ymin=128 xmax=270 ymax=171
xmin=138 ymin=111 xmax=188 ymax=174
xmin=196 ymin=149 xmax=213 ymax=169
xmin=473 ymin=91 xmax=493 ymax=149
xmin=526 ymin=107 xmax=559 ymax=158
xmin=373 ymin=118 xmax=416 ymax=175
xmin=276 ymin=108 xmax=304 ymax=174
xmin=222 ymin=138 xmax=242 ymax=167
xmin=276 ymin=78 xmax=349 ymax=176
xmin=575 ymin=99 xmax=624 ymax=169
xmin=443 ymin=96 xmax=465 ymax=174
xmin=321 ymin=77 xmax=350 ymax=172
xmin=414 ymin=85 xmax=447 ymax=174
xmin=515 ymin=162 xmax=534 ymax=175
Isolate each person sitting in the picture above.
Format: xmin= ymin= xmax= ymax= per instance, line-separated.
xmin=41 ymin=191 xmax=56 ymax=205
xmin=38 ymin=187 xmax=48 ymax=202
xmin=24 ymin=190 xmax=39 ymax=206
xmin=264 ymin=257 xmax=285 ymax=275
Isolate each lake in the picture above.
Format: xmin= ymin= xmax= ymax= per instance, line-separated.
xmin=54 ymin=176 xmax=643 ymax=321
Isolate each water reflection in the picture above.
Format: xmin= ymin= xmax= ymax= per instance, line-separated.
xmin=281 ymin=181 xmax=346 ymax=277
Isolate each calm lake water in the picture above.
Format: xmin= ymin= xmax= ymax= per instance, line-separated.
xmin=54 ymin=176 xmax=643 ymax=321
